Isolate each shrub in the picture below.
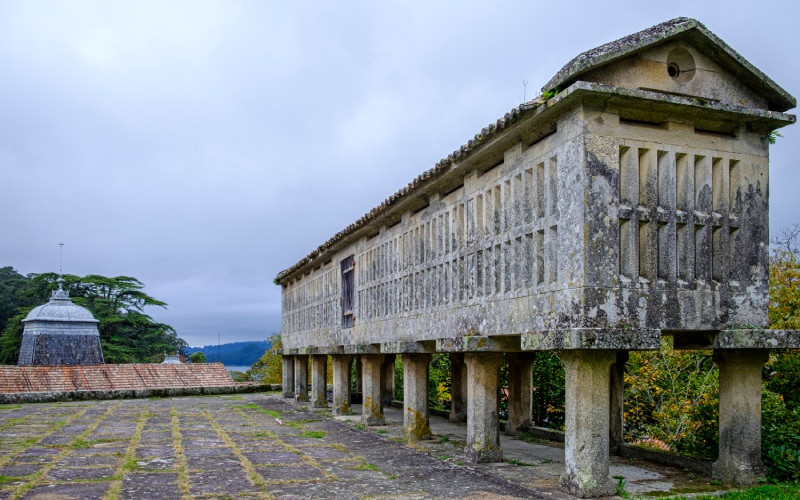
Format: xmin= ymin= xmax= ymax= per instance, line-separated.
xmin=761 ymin=389 xmax=800 ymax=481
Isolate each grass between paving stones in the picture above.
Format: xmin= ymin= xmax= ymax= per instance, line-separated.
xmin=170 ymin=407 xmax=190 ymax=498
xmin=105 ymin=407 xmax=152 ymax=499
xmin=0 ymin=407 xmax=90 ymax=469
xmin=0 ymin=405 xmax=23 ymax=411
xmin=300 ymin=431 xmax=326 ymax=439
xmin=349 ymin=457 xmax=397 ymax=479
xmin=232 ymin=403 xmax=281 ymax=418
xmin=231 ymin=406 xmax=337 ymax=483
xmin=9 ymin=402 xmax=117 ymax=500
xmin=0 ymin=417 xmax=28 ymax=431
xmin=507 ymin=458 xmax=533 ymax=466
xmin=204 ymin=409 xmax=275 ymax=498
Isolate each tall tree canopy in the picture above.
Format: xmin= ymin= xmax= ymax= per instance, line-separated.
xmin=0 ymin=270 xmax=186 ymax=364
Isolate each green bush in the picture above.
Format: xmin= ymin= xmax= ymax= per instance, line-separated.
xmin=189 ymin=351 xmax=206 ymax=363
xmin=762 ymin=389 xmax=800 ymax=481
xmin=530 ymin=352 xmax=565 ymax=429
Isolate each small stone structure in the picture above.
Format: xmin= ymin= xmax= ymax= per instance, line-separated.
xmin=17 ymin=277 xmax=105 ymax=366
xmin=275 ymin=18 xmax=799 ymax=497
xmin=162 ymin=353 xmax=183 ymax=364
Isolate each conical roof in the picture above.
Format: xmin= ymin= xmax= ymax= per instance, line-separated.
xmin=22 ymin=278 xmax=99 ymax=324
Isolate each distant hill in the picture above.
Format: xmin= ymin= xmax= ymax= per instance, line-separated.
xmin=185 ymin=341 xmax=271 ymax=366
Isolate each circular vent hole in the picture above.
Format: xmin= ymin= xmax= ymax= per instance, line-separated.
xmin=666 ymin=47 xmax=696 ymax=83
xmin=667 ymin=63 xmax=680 ymax=78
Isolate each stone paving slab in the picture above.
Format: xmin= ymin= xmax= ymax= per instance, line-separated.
xmin=0 ymin=392 xmax=729 ymax=499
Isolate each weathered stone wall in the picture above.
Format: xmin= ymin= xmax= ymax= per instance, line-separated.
xmin=281 ymin=110 xmax=585 ymax=349
xmin=281 ymin=86 xmax=776 ymax=350
xmin=576 ymin=105 xmax=770 ymax=332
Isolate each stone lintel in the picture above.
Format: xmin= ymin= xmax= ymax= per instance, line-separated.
xmin=342 ymin=344 xmax=381 ymax=355
xmin=381 ymin=341 xmax=436 ymax=354
xmin=522 ymin=328 xmax=660 ymax=351
xmin=308 ymin=346 xmax=344 ymax=355
xmin=714 ymin=329 xmax=800 ymax=350
xmin=436 ymin=335 xmax=521 ymax=353
xmin=283 ymin=348 xmax=299 ymax=355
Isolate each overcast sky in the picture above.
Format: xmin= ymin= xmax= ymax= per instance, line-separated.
xmin=1 ymin=1 xmax=798 ymax=347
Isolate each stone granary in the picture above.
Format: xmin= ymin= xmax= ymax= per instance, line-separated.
xmin=17 ymin=277 xmax=105 ymax=366
xmin=275 ymin=18 xmax=799 ymax=498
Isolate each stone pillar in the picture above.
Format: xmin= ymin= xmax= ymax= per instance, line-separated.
xmin=712 ymin=349 xmax=769 ymax=484
xmin=559 ymin=350 xmax=616 ymax=498
xmin=311 ymin=355 xmax=328 ymax=408
xmin=449 ymin=353 xmax=467 ymax=423
xmin=294 ymin=354 xmax=309 ymax=403
xmin=505 ymin=353 xmax=533 ymax=436
xmin=609 ymin=350 xmax=629 ymax=453
xmin=331 ymin=354 xmax=353 ymax=415
xmin=361 ymin=354 xmax=385 ymax=425
xmin=402 ymin=353 xmax=431 ymax=440
xmin=463 ymin=352 xmax=503 ymax=463
xmin=281 ymin=356 xmax=295 ymax=398
xmin=382 ymin=354 xmax=396 ymax=407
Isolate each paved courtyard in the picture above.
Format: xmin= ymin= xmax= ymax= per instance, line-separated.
xmin=0 ymin=392 xmax=721 ymax=499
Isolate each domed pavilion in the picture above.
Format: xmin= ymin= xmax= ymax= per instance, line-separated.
xmin=17 ymin=277 xmax=105 ymax=365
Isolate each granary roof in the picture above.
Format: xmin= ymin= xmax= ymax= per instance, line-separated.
xmin=543 ymin=17 xmax=795 ymax=112
xmin=23 ymin=278 xmax=99 ymax=324
xmin=275 ymin=18 xmax=796 ymax=285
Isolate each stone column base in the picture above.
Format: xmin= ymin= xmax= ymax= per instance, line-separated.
xmin=281 ymin=356 xmax=295 ymax=398
xmin=331 ymin=354 xmax=353 ymax=415
xmin=294 ymin=355 xmax=309 ymax=403
xmin=559 ymin=349 xmax=616 ymax=498
xmin=361 ymin=354 xmax=385 ymax=426
xmin=464 ymin=352 xmax=503 ymax=463
xmin=712 ymin=349 xmax=769 ymax=484
xmin=506 ymin=353 xmax=533 ymax=436
xmin=402 ymin=353 xmax=431 ymax=441
xmin=311 ymin=355 xmax=328 ymax=408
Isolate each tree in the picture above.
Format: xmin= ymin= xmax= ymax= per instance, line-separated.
xmin=189 ymin=351 xmax=206 ymax=363
xmin=245 ymin=333 xmax=282 ymax=383
xmin=769 ymin=224 xmax=800 ymax=330
xmin=0 ymin=272 xmax=187 ymax=364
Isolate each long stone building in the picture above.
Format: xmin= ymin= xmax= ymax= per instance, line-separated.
xmin=275 ymin=18 xmax=799 ymax=497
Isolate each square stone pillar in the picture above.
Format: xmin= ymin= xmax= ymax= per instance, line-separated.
xmin=505 ymin=353 xmax=533 ymax=436
xmin=361 ymin=354 xmax=385 ymax=425
xmin=449 ymin=353 xmax=467 ymax=423
xmin=712 ymin=349 xmax=769 ymax=484
xmin=559 ymin=350 xmax=616 ymax=498
xmin=294 ymin=354 xmax=309 ymax=403
xmin=402 ymin=353 xmax=431 ymax=440
xmin=382 ymin=354 xmax=396 ymax=407
xmin=464 ymin=352 xmax=503 ymax=463
xmin=609 ymin=350 xmax=629 ymax=453
xmin=331 ymin=354 xmax=353 ymax=415
xmin=311 ymin=355 xmax=328 ymax=408
xmin=281 ymin=356 xmax=295 ymax=398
